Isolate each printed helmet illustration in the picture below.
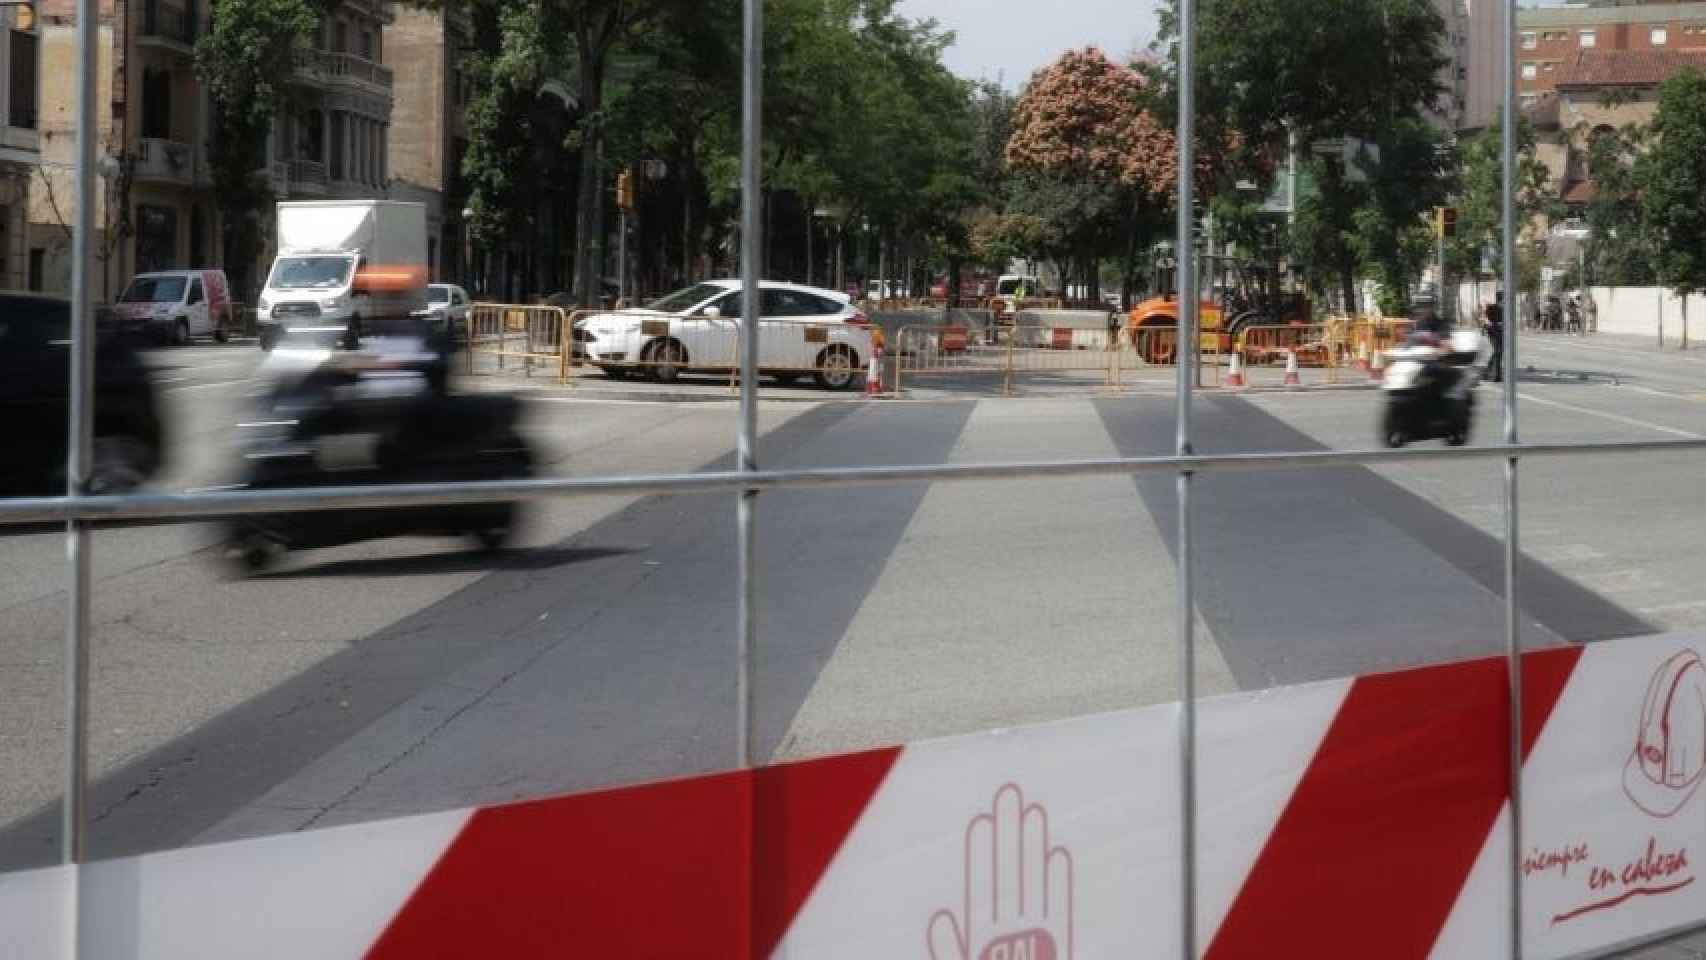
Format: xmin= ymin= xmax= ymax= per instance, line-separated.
xmin=1624 ymin=649 xmax=1706 ymax=818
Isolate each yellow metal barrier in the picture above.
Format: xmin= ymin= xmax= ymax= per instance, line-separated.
xmin=894 ymin=323 xmax=1145 ymax=397
xmin=467 ymin=303 xmax=574 ymax=383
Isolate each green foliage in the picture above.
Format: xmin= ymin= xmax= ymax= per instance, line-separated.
xmin=1446 ymin=118 xmax=1554 ymax=281
xmin=197 ymin=0 xmax=321 ymax=279
xmin=1640 ymin=69 xmax=1706 ymax=296
xmin=460 ymin=0 xmax=552 ymax=250
xmin=1580 ymin=121 xmax=1652 ymax=285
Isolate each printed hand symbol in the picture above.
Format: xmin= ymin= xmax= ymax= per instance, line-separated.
xmin=928 ymin=784 xmax=1073 ymax=960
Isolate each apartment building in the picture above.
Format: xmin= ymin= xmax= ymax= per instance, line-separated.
xmin=0 ymin=3 xmax=36 ymax=291
xmin=1518 ymin=2 xmax=1706 ymax=106
xmin=32 ymin=0 xmax=396 ymax=300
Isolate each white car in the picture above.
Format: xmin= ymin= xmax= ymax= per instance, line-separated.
xmin=418 ymin=283 xmax=471 ymax=338
xmin=579 ymin=280 xmax=876 ymax=390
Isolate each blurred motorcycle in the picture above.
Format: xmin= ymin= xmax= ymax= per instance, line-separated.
xmin=226 ymin=325 xmax=534 ymax=573
xmin=1380 ymin=330 xmax=1483 ymax=448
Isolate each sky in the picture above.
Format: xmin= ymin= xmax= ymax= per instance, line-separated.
xmin=898 ymin=0 xmax=1161 ymax=90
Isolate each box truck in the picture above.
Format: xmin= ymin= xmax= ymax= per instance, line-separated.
xmin=256 ymin=201 xmax=427 ymax=350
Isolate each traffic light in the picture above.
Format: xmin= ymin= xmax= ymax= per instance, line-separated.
xmin=616 ymin=169 xmax=635 ymax=211
xmin=1435 ymin=206 xmax=1458 ymax=239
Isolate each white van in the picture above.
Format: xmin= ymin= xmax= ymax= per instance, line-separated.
xmin=113 ymin=269 xmax=233 ymax=345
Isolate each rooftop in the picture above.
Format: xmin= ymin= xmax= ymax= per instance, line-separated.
xmin=1553 ymin=47 xmax=1706 ymax=86
xmin=1519 ymin=3 xmax=1706 ymax=27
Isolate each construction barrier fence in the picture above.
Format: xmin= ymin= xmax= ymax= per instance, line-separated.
xmin=466 ymin=303 xmax=574 ymax=382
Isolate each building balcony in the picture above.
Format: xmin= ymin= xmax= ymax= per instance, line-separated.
xmin=135 ymin=137 xmax=195 ymax=187
xmin=292 ymin=48 xmax=394 ymax=94
xmin=138 ymin=0 xmax=196 ymax=53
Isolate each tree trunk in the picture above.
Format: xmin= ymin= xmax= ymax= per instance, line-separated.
xmin=572 ymin=36 xmax=607 ymax=307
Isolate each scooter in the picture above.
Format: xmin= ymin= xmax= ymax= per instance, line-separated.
xmin=1380 ymin=330 xmax=1482 ymax=448
xmin=226 ymin=327 xmax=534 ymax=573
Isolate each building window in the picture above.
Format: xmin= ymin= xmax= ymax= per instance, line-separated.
xmin=9 ymin=29 xmax=35 ymax=129
xmin=1653 ymin=26 xmax=1668 ymax=46
xmin=1521 ymin=93 xmax=1538 ymax=107
xmin=1522 ymin=62 xmax=1537 ymax=80
xmin=1522 ymin=31 xmax=1537 ymax=49
xmin=141 ymin=67 xmax=172 ymax=140
xmin=1580 ymin=29 xmax=1596 ymax=48
xmin=27 ymin=247 xmax=42 ymax=291
xmin=360 ymin=29 xmax=373 ymax=60
xmin=334 ymin=19 xmax=348 ymax=54
xmin=135 ymin=205 xmax=178 ymax=274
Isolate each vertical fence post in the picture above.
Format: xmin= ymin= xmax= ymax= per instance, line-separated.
xmin=65 ymin=0 xmax=99 ymax=869
xmin=1176 ymin=0 xmax=1199 ymax=954
xmin=736 ymin=0 xmax=762 ymax=773
xmin=1500 ymin=0 xmax=1525 ymax=956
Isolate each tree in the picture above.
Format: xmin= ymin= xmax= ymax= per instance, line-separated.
xmin=197 ymin=0 xmax=322 ymax=297
xmin=1579 ymin=120 xmax=1651 ymax=286
xmin=1005 ymin=47 xmax=1223 ymax=303
xmin=1640 ymin=69 xmax=1706 ymax=303
xmin=1168 ymin=0 xmax=1449 ymax=310
xmin=1447 ymin=118 xmax=1555 ymax=289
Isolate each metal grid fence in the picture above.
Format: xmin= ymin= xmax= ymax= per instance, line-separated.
xmin=8 ymin=0 xmax=1689 ymax=957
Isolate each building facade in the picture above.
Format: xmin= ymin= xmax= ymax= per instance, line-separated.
xmin=32 ymin=0 xmax=396 ymax=302
xmin=1517 ymin=2 xmax=1706 ymax=107
xmin=383 ymin=3 xmax=467 ymax=286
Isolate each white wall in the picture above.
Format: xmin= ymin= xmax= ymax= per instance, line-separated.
xmin=1456 ymin=282 xmax=1706 ymax=346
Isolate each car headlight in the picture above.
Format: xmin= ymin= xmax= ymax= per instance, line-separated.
xmin=322 ymin=296 xmax=346 ymax=310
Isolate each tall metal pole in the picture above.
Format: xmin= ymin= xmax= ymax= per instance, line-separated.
xmin=65 ymin=0 xmax=99 ymax=876
xmin=1500 ymin=0 xmax=1525 ymax=954
xmin=736 ymin=0 xmax=762 ymax=771
xmin=617 ymin=208 xmax=628 ymax=306
xmin=1175 ymin=0 xmax=1199 ymax=954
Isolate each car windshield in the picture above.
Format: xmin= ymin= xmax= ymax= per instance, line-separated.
xmin=427 ymin=287 xmax=451 ymax=304
xmin=997 ymin=278 xmax=1023 ymax=295
xmin=269 ymin=256 xmax=355 ymax=290
xmin=645 ymin=283 xmax=727 ymax=314
xmin=119 ymin=277 xmax=186 ymax=304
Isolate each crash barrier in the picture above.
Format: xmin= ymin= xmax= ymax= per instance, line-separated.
xmin=11 ymin=630 xmax=1703 ymax=957
xmin=466 ymin=303 xmax=573 ymax=382
xmin=573 ymin=311 xmax=875 ymax=390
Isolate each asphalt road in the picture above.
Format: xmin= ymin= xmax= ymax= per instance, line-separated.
xmin=2 ymin=331 xmax=1705 ymax=882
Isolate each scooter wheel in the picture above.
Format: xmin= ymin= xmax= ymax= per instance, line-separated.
xmin=228 ymin=531 xmax=282 ymax=575
xmin=1381 ymin=410 xmax=1407 ymax=449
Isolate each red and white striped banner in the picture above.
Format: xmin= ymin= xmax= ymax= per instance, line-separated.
xmin=8 ymin=632 xmax=1706 ymax=957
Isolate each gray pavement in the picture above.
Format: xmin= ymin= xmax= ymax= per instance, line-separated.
xmin=4 ymin=327 xmax=1706 ymax=960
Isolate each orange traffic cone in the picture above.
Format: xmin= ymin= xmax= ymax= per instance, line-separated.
xmin=866 ymin=345 xmax=885 ymax=397
xmin=1226 ymin=350 xmax=1247 ymax=388
xmin=1369 ymin=347 xmax=1385 ymax=381
xmin=1284 ymin=349 xmax=1301 ymax=386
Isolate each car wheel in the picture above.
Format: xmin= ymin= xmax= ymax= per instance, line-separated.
xmin=647 ymin=339 xmax=685 ymax=383
xmin=814 ymin=345 xmax=858 ymax=391
xmin=259 ymin=326 xmax=281 ymax=352
xmin=173 ymin=319 xmax=190 ymax=346
xmin=471 ymin=526 xmax=512 ymax=553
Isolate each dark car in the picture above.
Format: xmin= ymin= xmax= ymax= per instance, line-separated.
xmin=0 ymin=294 xmax=165 ymax=498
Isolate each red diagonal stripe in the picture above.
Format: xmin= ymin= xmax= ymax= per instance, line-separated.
xmin=1207 ymin=647 xmax=1583 ymax=959
xmin=365 ymin=747 xmax=898 ymax=959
